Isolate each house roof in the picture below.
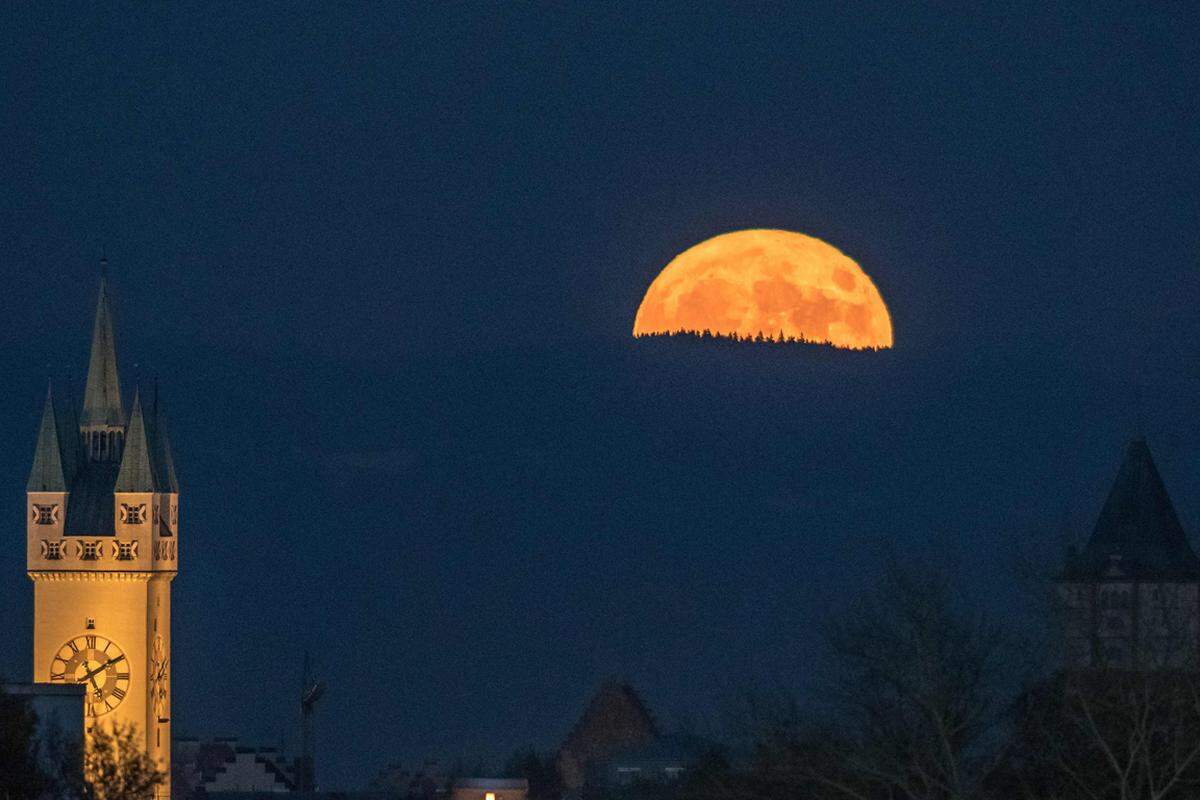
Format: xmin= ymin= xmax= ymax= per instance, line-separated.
xmin=1061 ymin=439 xmax=1200 ymax=580
xmin=559 ymin=680 xmax=659 ymax=790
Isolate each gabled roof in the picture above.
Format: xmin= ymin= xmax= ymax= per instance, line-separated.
xmin=80 ymin=273 xmax=125 ymax=429
xmin=116 ymin=392 xmax=157 ymax=492
xmin=559 ymin=680 xmax=659 ymax=790
xmin=27 ymin=389 xmax=67 ymax=492
xmin=1061 ymin=439 xmax=1200 ymax=580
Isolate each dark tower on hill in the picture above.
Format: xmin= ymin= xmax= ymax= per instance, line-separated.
xmin=1058 ymin=439 xmax=1200 ymax=669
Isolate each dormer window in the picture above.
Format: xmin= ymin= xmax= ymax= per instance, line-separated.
xmin=32 ymin=504 xmax=59 ymax=525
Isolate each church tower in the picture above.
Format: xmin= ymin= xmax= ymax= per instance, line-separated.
xmin=1058 ymin=438 xmax=1200 ymax=669
xmin=27 ymin=266 xmax=178 ymax=797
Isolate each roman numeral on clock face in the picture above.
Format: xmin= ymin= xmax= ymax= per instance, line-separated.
xmin=85 ymin=635 xmax=96 ymax=649
xmin=112 ymin=687 xmax=126 ymax=701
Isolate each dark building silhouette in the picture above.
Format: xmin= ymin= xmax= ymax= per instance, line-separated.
xmin=1058 ymin=438 xmax=1200 ymax=668
xmin=558 ymin=681 xmax=658 ymax=793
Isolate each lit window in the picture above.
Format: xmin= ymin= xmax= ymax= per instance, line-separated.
xmin=33 ymin=504 xmax=58 ymax=525
xmin=485 ymin=794 xmax=496 ymax=800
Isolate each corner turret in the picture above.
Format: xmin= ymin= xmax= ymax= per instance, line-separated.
xmin=116 ymin=392 xmax=156 ymax=493
xmin=28 ymin=387 xmax=69 ymax=493
xmin=26 ymin=387 xmax=75 ymax=554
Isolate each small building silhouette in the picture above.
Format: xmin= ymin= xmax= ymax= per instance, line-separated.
xmin=558 ymin=680 xmax=658 ymax=793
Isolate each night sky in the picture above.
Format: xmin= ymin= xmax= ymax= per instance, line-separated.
xmin=3 ymin=3 xmax=1200 ymax=788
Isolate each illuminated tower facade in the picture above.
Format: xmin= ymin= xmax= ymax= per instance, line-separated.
xmin=26 ymin=268 xmax=178 ymax=797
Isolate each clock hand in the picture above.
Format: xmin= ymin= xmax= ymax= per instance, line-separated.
xmin=79 ymin=662 xmax=107 ymax=682
xmin=80 ymin=654 xmax=126 ymax=683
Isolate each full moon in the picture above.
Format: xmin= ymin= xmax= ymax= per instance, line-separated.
xmin=633 ymin=229 xmax=893 ymax=349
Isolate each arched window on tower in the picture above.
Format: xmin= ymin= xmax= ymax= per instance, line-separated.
xmin=107 ymin=431 xmax=115 ymax=460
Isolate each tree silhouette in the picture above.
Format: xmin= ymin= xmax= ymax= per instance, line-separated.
xmin=80 ymin=721 xmax=164 ymax=800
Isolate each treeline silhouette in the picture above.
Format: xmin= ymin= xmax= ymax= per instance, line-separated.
xmin=634 ymin=329 xmax=888 ymax=352
xmin=527 ymin=559 xmax=1200 ymax=800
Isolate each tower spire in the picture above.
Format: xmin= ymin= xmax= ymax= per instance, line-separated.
xmin=116 ymin=390 xmax=157 ymax=492
xmin=80 ymin=266 xmax=125 ymax=431
xmin=28 ymin=385 xmax=67 ymax=492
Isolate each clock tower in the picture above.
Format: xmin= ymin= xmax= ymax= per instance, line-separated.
xmin=26 ymin=266 xmax=178 ymax=797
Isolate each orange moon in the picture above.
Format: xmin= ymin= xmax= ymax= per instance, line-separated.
xmin=633 ymin=229 xmax=893 ymax=349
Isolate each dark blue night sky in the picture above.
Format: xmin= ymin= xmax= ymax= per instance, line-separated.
xmin=2 ymin=3 xmax=1200 ymax=788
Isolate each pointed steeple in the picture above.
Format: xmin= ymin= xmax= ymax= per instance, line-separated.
xmin=149 ymin=391 xmax=179 ymax=493
xmin=1063 ymin=439 xmax=1200 ymax=579
xmin=115 ymin=391 xmax=157 ymax=492
xmin=28 ymin=387 xmax=68 ymax=492
xmin=80 ymin=268 xmax=125 ymax=430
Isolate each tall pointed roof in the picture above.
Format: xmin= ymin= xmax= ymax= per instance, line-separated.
xmin=27 ymin=388 xmax=68 ymax=492
xmin=115 ymin=391 xmax=157 ymax=492
xmin=1061 ymin=439 xmax=1200 ymax=580
xmin=149 ymin=393 xmax=179 ymax=493
xmin=80 ymin=269 xmax=125 ymax=429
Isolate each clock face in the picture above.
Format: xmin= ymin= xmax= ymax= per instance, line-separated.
xmin=150 ymin=635 xmax=169 ymax=721
xmin=49 ymin=635 xmax=130 ymax=717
